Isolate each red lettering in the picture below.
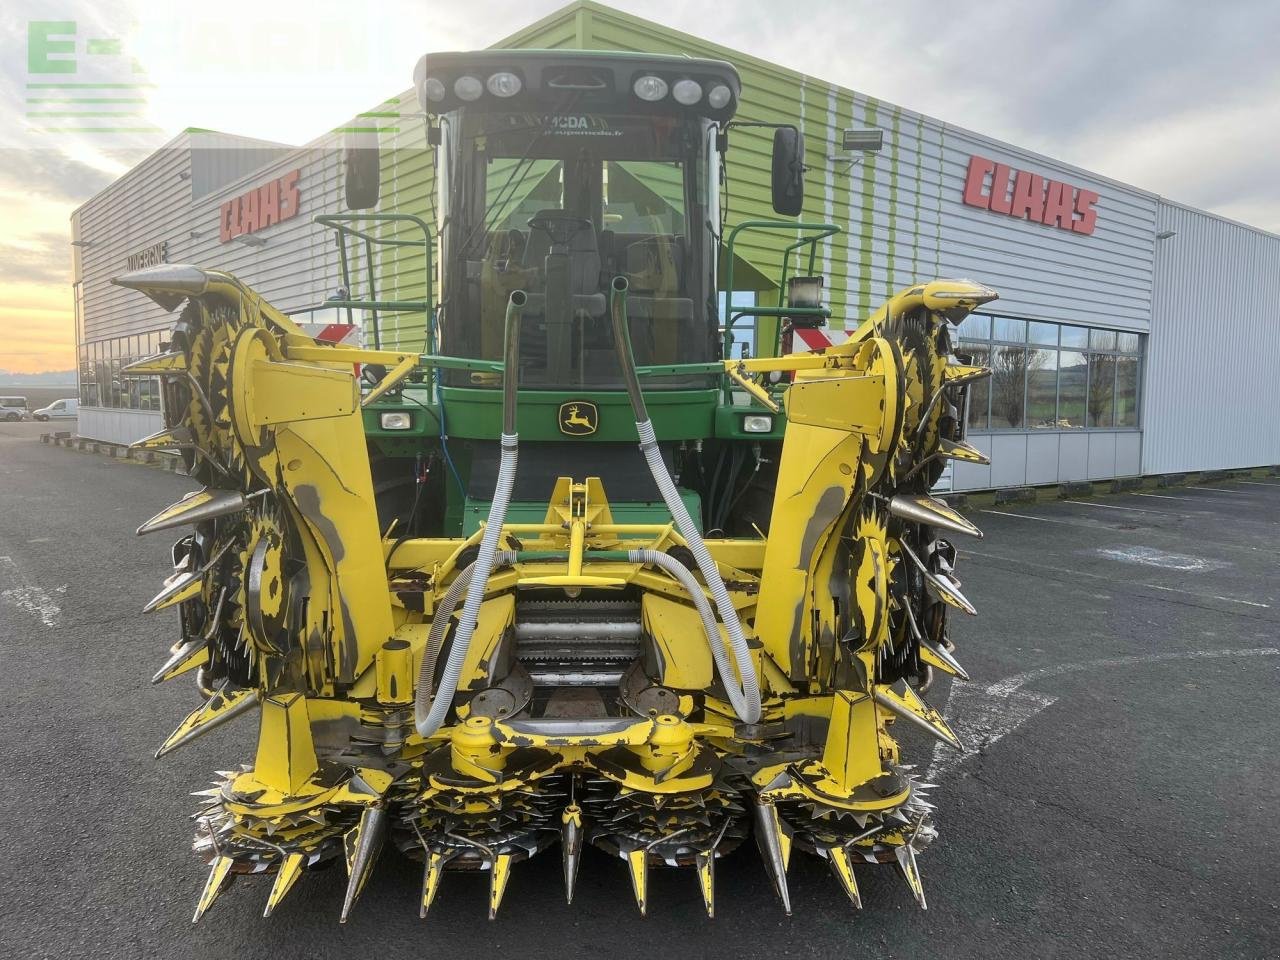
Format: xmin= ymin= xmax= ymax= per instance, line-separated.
xmin=988 ymin=163 xmax=1014 ymax=214
xmin=962 ymin=155 xmax=995 ymax=208
xmin=1009 ymin=171 xmax=1046 ymax=223
xmin=243 ymin=187 xmax=260 ymax=234
xmin=279 ymin=169 xmax=301 ymax=222
xmin=1041 ymin=180 xmax=1073 ymax=230
xmin=1072 ymin=188 xmax=1099 ymax=235
xmin=258 ymin=180 xmax=279 ymax=228
xmin=230 ymin=196 xmax=244 ymax=239
xmin=219 ymin=201 xmax=234 ymax=243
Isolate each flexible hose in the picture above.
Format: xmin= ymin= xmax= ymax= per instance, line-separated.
xmin=628 ymin=549 xmax=759 ymax=723
xmin=415 ymin=291 xmax=525 ymax=738
xmin=610 ymin=277 xmax=761 ymax=723
xmin=414 ymin=551 xmax=518 ymax=725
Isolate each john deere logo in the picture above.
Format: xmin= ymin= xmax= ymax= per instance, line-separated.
xmin=558 ymin=401 xmax=598 ymax=436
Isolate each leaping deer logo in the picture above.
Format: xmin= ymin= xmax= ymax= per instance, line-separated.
xmin=559 ymin=401 xmax=598 ymax=435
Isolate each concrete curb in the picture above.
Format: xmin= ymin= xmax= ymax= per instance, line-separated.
xmin=958 ymin=466 xmax=1279 ymax=515
xmin=42 ymin=432 xmax=182 ymax=472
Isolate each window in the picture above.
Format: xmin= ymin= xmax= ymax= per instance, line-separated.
xmin=958 ymin=315 xmax=1142 ymax=432
xmin=1058 ymin=350 xmax=1088 ymax=428
xmin=1026 ymin=348 xmax=1059 ymax=427
xmin=80 ymin=333 xmax=164 ymax=411
xmin=1115 ymin=356 xmax=1139 ymax=427
xmin=990 ymin=344 xmax=1027 ymax=428
xmin=1087 ymin=353 xmax=1116 ymax=427
xmin=960 ymin=343 xmax=990 ymax=430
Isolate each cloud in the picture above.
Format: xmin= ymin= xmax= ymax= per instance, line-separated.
xmin=0 ymin=232 xmax=72 ymax=285
xmin=0 ymin=150 xmax=119 ymax=206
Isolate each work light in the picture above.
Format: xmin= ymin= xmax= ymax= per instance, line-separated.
xmin=422 ymin=77 xmax=446 ymax=102
xmin=707 ymin=84 xmax=732 ymax=109
xmin=454 ymin=75 xmax=484 ymax=101
xmin=379 ymin=412 xmax=412 ymax=430
xmin=487 ymin=72 xmax=522 ymax=97
xmin=633 ymin=75 xmax=668 ymax=101
xmin=672 ymin=79 xmax=703 ymax=105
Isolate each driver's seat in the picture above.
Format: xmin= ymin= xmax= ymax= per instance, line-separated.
xmin=522 ymin=209 xmax=602 ymax=296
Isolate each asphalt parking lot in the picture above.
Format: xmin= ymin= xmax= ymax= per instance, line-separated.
xmin=2 ymin=421 xmax=1277 ymax=959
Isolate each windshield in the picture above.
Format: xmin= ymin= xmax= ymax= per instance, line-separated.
xmin=441 ymin=110 xmax=713 ymax=390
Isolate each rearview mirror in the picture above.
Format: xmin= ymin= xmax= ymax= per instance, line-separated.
xmin=771 ymin=126 xmax=805 ymax=217
xmin=344 ymin=134 xmax=380 ymax=211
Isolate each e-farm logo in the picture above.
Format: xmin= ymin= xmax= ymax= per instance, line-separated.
xmin=25 ymin=20 xmax=159 ymax=136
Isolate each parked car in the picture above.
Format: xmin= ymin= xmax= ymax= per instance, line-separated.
xmin=1 ymin=396 xmax=29 ymax=421
xmin=33 ymin=398 xmax=78 ymax=421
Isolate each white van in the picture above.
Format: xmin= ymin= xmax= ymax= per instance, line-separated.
xmin=0 ymin=396 xmax=29 ymax=421
xmin=33 ymin=398 xmax=78 ymax=421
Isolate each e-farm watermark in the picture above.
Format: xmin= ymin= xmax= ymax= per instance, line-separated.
xmin=26 ymin=20 xmax=159 ymax=137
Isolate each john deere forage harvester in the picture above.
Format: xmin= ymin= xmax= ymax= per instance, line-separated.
xmin=117 ymin=50 xmax=996 ymax=922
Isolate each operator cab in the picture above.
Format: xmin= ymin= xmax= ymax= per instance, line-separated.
xmin=414 ymin=51 xmax=740 ymax=390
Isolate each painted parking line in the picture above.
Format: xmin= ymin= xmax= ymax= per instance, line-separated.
xmin=979 ymin=509 xmax=1077 ymax=525
xmin=968 ymin=550 xmax=1271 ymax=610
xmin=1235 ymin=480 xmax=1280 ymax=486
xmin=1135 ymin=492 xmax=1248 ymax=504
xmin=1187 ymin=486 xmax=1252 ymax=494
xmin=1063 ymin=499 xmax=1170 ymax=515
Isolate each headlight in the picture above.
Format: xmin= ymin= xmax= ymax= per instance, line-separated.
xmin=486 ymin=71 xmax=522 ymax=97
xmin=380 ymin=412 xmax=412 ymax=430
xmin=742 ymin=414 xmax=773 ymax=433
xmin=454 ymin=75 xmax=484 ymax=101
xmin=672 ymin=79 xmax=703 ymax=105
xmin=707 ymin=84 xmax=732 ymax=109
xmin=422 ymin=76 xmax=446 ymax=102
xmin=633 ymin=75 xmax=668 ymax=102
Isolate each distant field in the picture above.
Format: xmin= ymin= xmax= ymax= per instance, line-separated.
xmin=1 ymin=386 xmax=78 ymax=412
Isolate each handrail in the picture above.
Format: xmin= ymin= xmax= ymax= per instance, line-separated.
xmin=720 ymin=219 xmax=840 ymax=402
xmin=312 ymin=214 xmax=435 ymax=386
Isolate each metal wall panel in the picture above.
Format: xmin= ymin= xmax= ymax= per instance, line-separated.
xmin=1143 ymin=202 xmax=1280 ymax=474
xmin=496 ymin=5 xmax=1160 ymax=335
xmin=76 ymin=132 xmax=347 ymax=349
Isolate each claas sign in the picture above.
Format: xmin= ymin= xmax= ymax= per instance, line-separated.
xmin=962 ymin=155 xmax=1098 ymax=236
xmin=220 ymin=169 xmax=301 ymax=243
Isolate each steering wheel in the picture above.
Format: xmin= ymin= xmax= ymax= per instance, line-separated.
xmin=527 ymin=214 xmax=592 ymax=247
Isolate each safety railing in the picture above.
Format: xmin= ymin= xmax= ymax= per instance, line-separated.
xmin=308 ymin=213 xmax=435 ymax=359
xmin=720 ymin=219 xmax=840 ymax=403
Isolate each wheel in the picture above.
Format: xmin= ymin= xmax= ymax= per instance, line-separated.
xmin=4 ymin=412 xmax=18 ymax=422
xmin=35 ymin=414 xmax=48 ymax=422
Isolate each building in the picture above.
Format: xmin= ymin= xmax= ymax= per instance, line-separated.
xmin=71 ymin=1 xmax=1280 ymax=488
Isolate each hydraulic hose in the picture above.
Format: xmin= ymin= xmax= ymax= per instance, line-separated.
xmin=414 ymin=551 xmax=518 ymax=728
xmin=415 ymin=290 xmax=526 ymax=738
xmin=628 ymin=549 xmax=759 ymax=724
xmin=610 ymin=277 xmax=761 ymax=724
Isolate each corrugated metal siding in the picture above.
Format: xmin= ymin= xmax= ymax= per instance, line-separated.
xmin=76 ymin=134 xmax=347 ymax=347
xmin=189 ymin=130 xmax=293 ymax=200
xmin=492 ymin=3 xmax=1158 ymax=334
xmin=1142 ymin=202 xmax=1280 ymax=474
xmin=938 ymin=128 xmax=1157 ymax=330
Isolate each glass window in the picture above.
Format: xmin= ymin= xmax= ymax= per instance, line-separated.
xmin=1115 ymin=356 xmax=1139 ymax=427
xmin=1116 ymin=332 xmax=1140 ymax=354
xmin=993 ymin=317 xmax=1026 ymax=343
xmin=1058 ymin=350 xmax=1087 ymax=428
xmin=991 ymin=344 xmax=1027 ymax=428
xmin=1087 ymin=353 xmax=1116 ymax=427
xmin=956 ymin=313 xmax=990 ymax=342
xmin=1028 ymin=321 xmax=1058 ymax=346
xmin=1059 ymin=325 xmax=1089 ymax=349
xmin=960 ymin=344 xmax=990 ymax=431
xmin=1026 ymin=347 xmax=1059 ymax=427
xmin=1090 ymin=328 xmax=1118 ymax=352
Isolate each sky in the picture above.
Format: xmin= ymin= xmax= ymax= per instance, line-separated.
xmin=2 ymin=0 xmax=1278 ymax=374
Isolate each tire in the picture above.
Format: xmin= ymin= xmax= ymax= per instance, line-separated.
xmin=4 ymin=413 xmax=18 ymax=422
xmin=35 ymin=415 xmax=48 ymax=422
